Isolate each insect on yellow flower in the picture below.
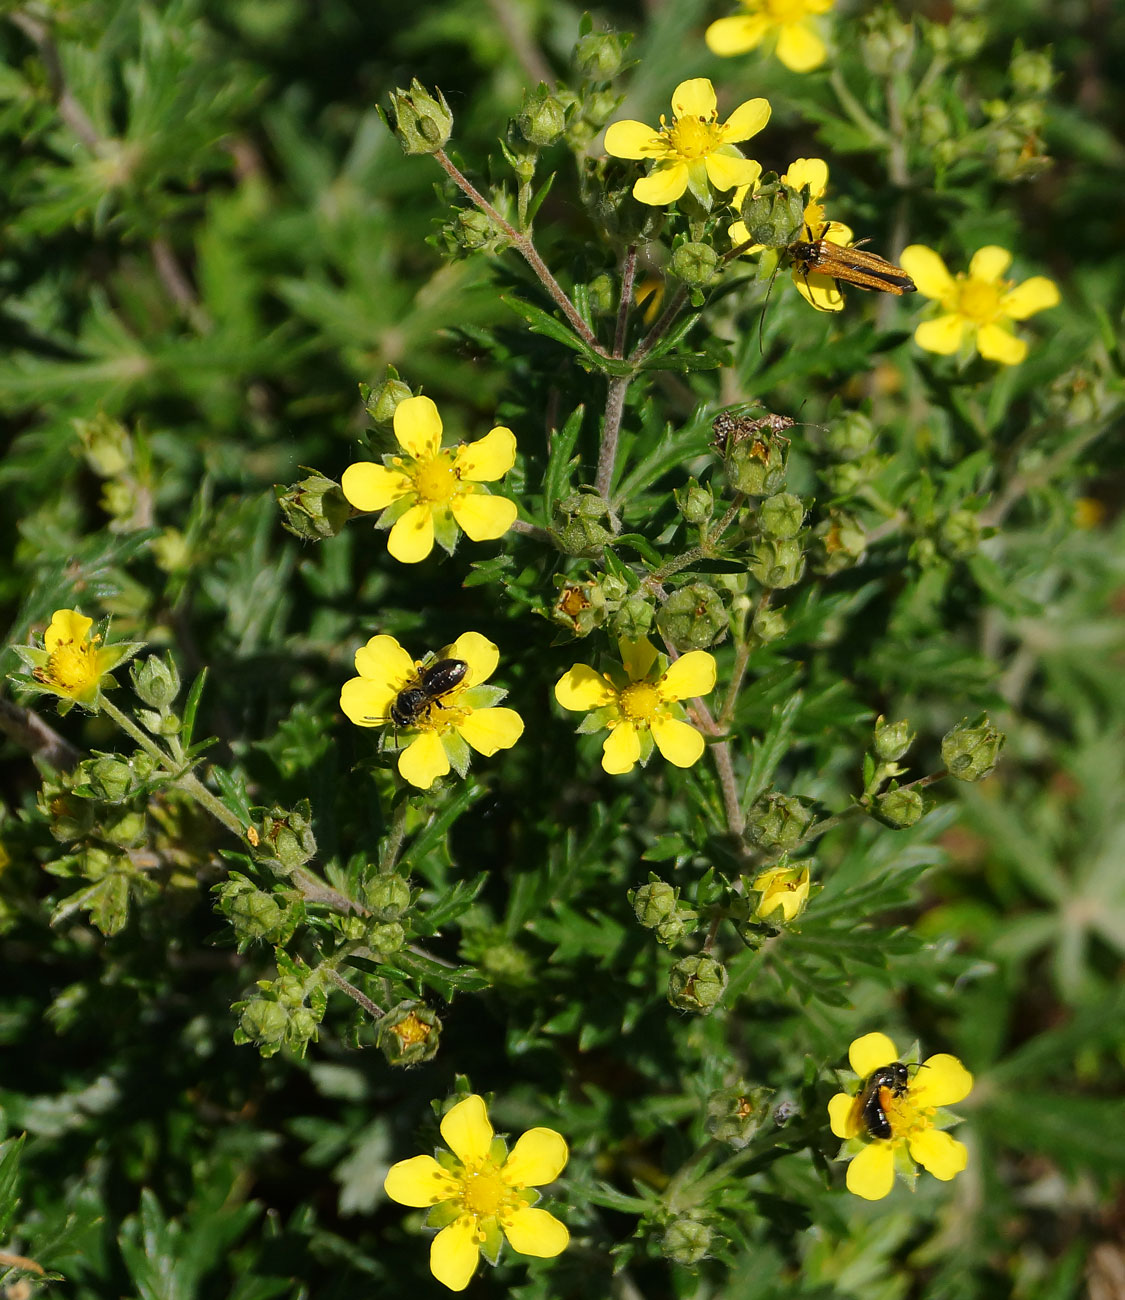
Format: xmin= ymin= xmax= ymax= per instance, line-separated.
xmin=899 ymin=243 xmax=1060 ymax=365
xmin=340 ymin=631 xmax=523 ymax=790
xmin=827 ymin=1032 xmax=973 ymax=1201
xmin=554 ymin=637 xmax=716 ymax=775
xmin=341 ymin=395 xmax=518 ymax=563
xmin=604 ymin=78 xmax=769 ymax=207
xmin=706 ymin=0 xmax=836 ymax=73
xmin=383 ymin=1093 xmax=569 ymax=1292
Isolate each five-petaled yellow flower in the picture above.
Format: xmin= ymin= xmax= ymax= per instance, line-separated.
xmin=554 ymin=637 xmax=716 ymax=775
xmin=899 ymin=244 xmax=1059 ymax=365
xmin=751 ymin=862 xmax=811 ymax=922
xmin=384 ymin=1093 xmax=569 ymax=1292
xmin=706 ymin=0 xmax=835 ymax=73
xmin=730 ymin=157 xmax=852 ymax=312
xmin=340 ymin=631 xmax=523 ymax=789
xmin=11 ymin=609 xmax=141 ymax=714
xmin=342 ymin=395 xmax=518 ymax=563
xmin=604 ymin=78 xmax=769 ymax=207
xmin=828 ymin=1032 xmax=973 ymax=1201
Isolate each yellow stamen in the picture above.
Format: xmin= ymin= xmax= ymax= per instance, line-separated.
xmin=412 ymin=454 xmax=458 ymax=505
xmin=619 ymin=682 xmax=661 ymax=721
xmin=957 ymin=279 xmax=1004 ymax=323
xmin=666 ymin=115 xmax=724 ymax=160
xmin=460 ymin=1166 xmax=508 ymax=1217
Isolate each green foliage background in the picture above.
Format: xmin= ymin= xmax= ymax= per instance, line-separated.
xmin=1 ymin=0 xmax=1123 ymax=1296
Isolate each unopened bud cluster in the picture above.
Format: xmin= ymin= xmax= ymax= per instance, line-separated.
xmin=631 ymin=878 xmax=699 ymax=947
xmin=667 ymin=953 xmax=726 ymax=1014
xmin=250 ymin=800 xmax=317 ymax=876
xmin=233 ymin=954 xmax=328 ymax=1059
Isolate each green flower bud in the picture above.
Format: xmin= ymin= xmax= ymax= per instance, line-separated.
xmin=86 ymin=755 xmax=135 ymax=803
xmin=152 ymin=528 xmax=191 ymax=574
xmin=479 ymin=936 xmax=535 ymax=985
xmin=130 ymin=654 xmax=180 ymax=709
xmin=581 ymin=87 xmax=624 ymax=131
xmin=611 ymin=594 xmax=654 ymax=640
xmin=860 ymin=10 xmax=913 ymax=76
xmin=656 ymin=583 xmax=727 ymax=651
xmin=947 ymin=16 xmax=987 ymax=59
xmin=368 ymin=920 xmax=405 ymax=953
xmin=363 ymin=872 xmax=412 ymax=921
xmin=573 ymin=28 xmax=631 ymax=80
xmin=942 ymin=716 xmax=1005 ymax=782
xmin=388 ymin=79 xmax=453 ymax=156
xmin=675 ymin=476 xmax=714 ymax=526
xmin=631 ymin=880 xmax=677 ymax=928
xmin=238 ymin=997 xmax=288 ymax=1047
xmin=518 ymin=85 xmax=566 ymax=147
xmin=752 ymin=603 xmax=787 ymax=643
xmin=919 ymin=104 xmax=953 ymax=148
xmin=1010 ymin=47 xmax=1053 ymax=95
xmin=586 ymin=272 xmax=615 ymax=316
xmin=288 ymin=1007 xmax=320 ymax=1045
xmin=662 ymin=1214 xmax=713 ymax=1266
xmin=909 ymin=535 xmax=939 ymax=568
xmin=811 ymin=511 xmax=866 ymax=575
xmin=670 ymin=241 xmax=718 ymax=288
xmin=275 ymin=470 xmax=351 ymax=541
xmin=940 ymin=507 xmax=982 ymax=559
xmin=256 ymin=802 xmax=317 ymax=875
xmin=746 ymin=792 xmax=813 ymax=851
xmin=873 ymin=785 xmax=924 ymax=828
xmin=667 ymin=954 xmax=727 ymax=1014
xmin=654 ymin=910 xmax=698 ymax=946
xmin=337 ymin=915 xmax=366 ymax=941
xmin=40 ymin=784 xmax=96 ymax=842
xmin=74 ymin=412 xmax=132 ymax=477
xmin=758 ymin=492 xmax=806 ymax=540
xmin=874 ymin=716 xmax=914 ymax=762
xmin=737 ymin=177 xmax=804 ymax=249
xmin=360 ymin=368 xmax=412 ymax=425
xmin=824 ymin=410 xmax=875 ymax=460
xmin=102 ymin=809 xmax=146 ymax=849
xmin=706 ymin=1083 xmax=775 ymax=1149
xmin=377 ymin=1000 xmax=442 ymax=1066
xmin=275 ymin=974 xmax=306 ymax=1009
xmin=217 ymin=877 xmax=286 ymax=948
xmin=597 ymin=573 xmax=629 ymax=604
xmin=551 ymin=491 xmax=614 ymax=558
xmin=748 ymin=538 xmax=805 ymax=590
xmin=726 ymin=431 xmax=789 ymax=496
xmin=448 ymin=207 xmax=498 ymax=252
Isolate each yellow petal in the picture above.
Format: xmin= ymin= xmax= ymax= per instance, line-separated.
xmin=602 ymin=722 xmax=641 ymax=774
xmin=45 ymin=609 xmax=94 ymax=650
xmin=705 ymin=152 xmax=761 ymax=194
xmin=340 ymin=676 xmax=395 ymax=728
xmin=604 ymin=119 xmax=659 ymax=159
xmin=388 ymin=502 xmax=436 ymax=563
xmin=502 ymin=1206 xmax=570 ymax=1259
xmin=341 ymin=462 xmax=412 ymax=512
xmin=398 ymin=730 xmax=450 ymax=789
xmin=633 ymin=164 xmax=689 ymax=206
xmin=849 ymin=1032 xmax=898 ymax=1078
xmin=659 ymin=650 xmax=717 ymax=701
xmin=915 ymin=314 xmax=966 ymax=355
xmin=823 ymin=221 xmax=853 ymax=245
xmin=794 ymin=268 xmax=844 ymax=312
xmin=1001 ymin=275 xmax=1059 ymax=320
xmin=503 ymin=1127 xmax=569 ymax=1186
xmin=450 ymin=491 xmax=518 ymax=542
xmin=899 ymin=245 xmax=954 ymax=301
xmin=729 ymin=220 xmax=762 ymax=255
xmin=912 ymin=1054 xmax=973 ymax=1108
xmin=672 ymin=78 xmax=717 ymax=120
xmin=618 ymin=637 xmax=659 ymax=682
xmin=977 ymin=322 xmax=1027 ymax=365
xmin=705 ymin=14 xmax=770 ymax=55
xmin=457 ymin=706 xmax=524 ymax=756
xmin=782 ymin=157 xmax=829 ymax=196
xmin=846 ymin=1141 xmax=895 ymax=1200
xmin=430 ymin=1218 xmax=479 ymax=1292
xmin=446 ymin=630 xmax=498 ymax=686
xmin=776 ymin=21 xmax=827 ymax=71
xmin=555 ymin=665 xmax=616 ymax=712
xmin=454 ymin=426 xmax=516 ymax=481
xmin=968 ymin=245 xmax=1011 ymax=283
xmin=384 ymin=1154 xmax=459 ymax=1207
xmin=722 ymin=97 xmax=771 ymax=143
xmin=440 ymin=1094 xmax=494 ymax=1165
xmin=393 ymin=394 xmax=443 ymax=458
xmin=650 ymin=715 xmax=705 ymax=767
xmin=908 ymin=1128 xmax=968 ymax=1181
xmin=354 ymin=633 xmax=415 ymax=688
xmin=827 ymin=1092 xmax=858 ymax=1139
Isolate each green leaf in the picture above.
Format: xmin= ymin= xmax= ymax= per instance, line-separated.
xmin=542 ymin=404 xmax=586 ymax=522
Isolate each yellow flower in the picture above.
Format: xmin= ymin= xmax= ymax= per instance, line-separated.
xmin=827 ymin=1032 xmax=973 ymax=1201
xmin=554 ymin=637 xmax=716 ymax=775
xmin=706 ymin=0 xmax=835 ymax=73
xmin=604 ymin=78 xmax=769 ymax=207
xmin=341 ymin=395 xmax=518 ymax=563
xmin=340 ymin=631 xmax=524 ymax=790
xmin=384 ymin=1093 xmax=569 ymax=1292
xmin=10 ymin=609 xmax=142 ymax=713
xmin=751 ymin=862 xmax=811 ymax=922
xmin=899 ymin=244 xmax=1059 ymax=365
xmin=729 ymin=157 xmax=852 ymax=311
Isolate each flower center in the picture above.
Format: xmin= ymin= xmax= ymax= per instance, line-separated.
xmin=619 ymin=681 xmax=661 ymax=721
xmin=44 ymin=638 xmax=99 ymax=692
xmin=459 ymin=1165 xmax=509 ymax=1218
xmin=666 ymin=115 xmax=723 ymax=161
xmin=412 ymin=453 xmax=459 ymax=505
xmin=764 ymin=0 xmax=811 ymax=22
xmin=392 ymin=1012 xmax=431 ymax=1046
xmin=957 ymin=278 xmax=1004 ymax=323
xmin=884 ymin=1089 xmax=929 ymax=1139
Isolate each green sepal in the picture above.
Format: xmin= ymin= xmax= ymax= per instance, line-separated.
xmin=442 ymin=729 xmax=472 ymax=779
xmin=478 ymin=1215 xmax=504 ymax=1266
xmin=426 ymin=1199 xmax=461 ymax=1229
